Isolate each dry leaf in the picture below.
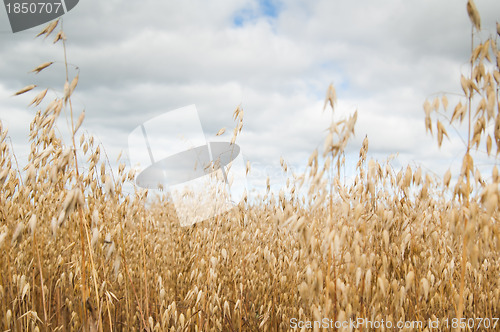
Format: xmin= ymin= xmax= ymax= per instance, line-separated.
xmin=442 ymin=95 xmax=449 ymax=110
xmin=69 ymin=74 xmax=79 ymax=95
xmin=486 ymin=134 xmax=492 ymax=156
xmin=116 ymin=150 xmax=123 ymax=162
xmin=460 ymin=75 xmax=469 ymax=97
xmin=462 ymin=153 xmax=474 ymax=177
xmin=63 ymin=80 xmax=70 ymax=101
xmin=323 ymin=84 xmax=337 ymax=111
xmin=425 ymin=116 xmax=432 ymax=135
xmin=36 ymin=19 xmax=59 ymax=38
xmin=437 ymin=120 xmax=448 ymax=147
xmin=232 ymin=106 xmax=241 ymax=120
xmin=444 ymin=169 xmax=452 ymax=187
xmin=423 ymin=100 xmax=431 ymax=116
xmin=432 ymin=97 xmax=440 ymax=111
xmin=451 ymin=102 xmax=464 ymax=123
xmin=215 ymin=127 xmax=226 ymax=136
xmin=74 ymin=110 xmax=85 ymax=133
xmin=53 ymin=31 xmax=66 ymax=44
xmin=466 ymin=0 xmax=481 ymax=31
xmin=29 ymin=88 xmax=48 ymax=107
xmin=31 ymin=62 xmax=53 ymax=74
xmin=494 ymin=70 xmax=500 ymax=84
xmin=14 ymin=85 xmax=37 ymax=96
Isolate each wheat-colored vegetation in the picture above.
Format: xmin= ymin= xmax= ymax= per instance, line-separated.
xmin=1 ymin=1 xmax=499 ymax=331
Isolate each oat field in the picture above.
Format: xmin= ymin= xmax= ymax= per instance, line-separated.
xmin=0 ymin=1 xmax=499 ymax=331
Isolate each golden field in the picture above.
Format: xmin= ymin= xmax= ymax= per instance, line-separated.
xmin=0 ymin=1 xmax=499 ymax=331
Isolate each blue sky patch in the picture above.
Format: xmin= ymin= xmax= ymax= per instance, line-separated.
xmin=259 ymin=0 xmax=280 ymax=18
xmin=233 ymin=0 xmax=281 ymax=27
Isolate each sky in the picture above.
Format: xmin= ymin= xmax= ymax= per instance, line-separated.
xmin=1 ymin=0 xmax=499 ymax=196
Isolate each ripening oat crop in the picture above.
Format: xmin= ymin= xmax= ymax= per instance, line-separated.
xmin=0 ymin=1 xmax=499 ymax=331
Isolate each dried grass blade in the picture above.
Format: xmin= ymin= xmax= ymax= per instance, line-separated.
xmin=31 ymin=62 xmax=54 ymax=74
xmin=14 ymin=85 xmax=37 ymax=96
xmin=466 ymin=0 xmax=481 ymax=31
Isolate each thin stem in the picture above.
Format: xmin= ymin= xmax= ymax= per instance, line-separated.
xmin=7 ymin=137 xmax=24 ymax=187
xmin=61 ymin=19 xmax=103 ymax=332
xmin=34 ymin=232 xmax=48 ymax=329
xmin=456 ymin=24 xmax=475 ymax=332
